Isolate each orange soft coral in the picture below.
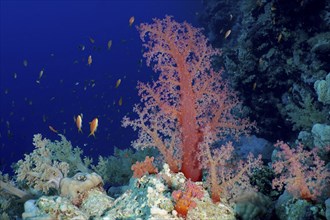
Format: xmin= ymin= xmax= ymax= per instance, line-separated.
xmin=172 ymin=180 xmax=204 ymax=217
xmin=131 ymin=156 xmax=158 ymax=178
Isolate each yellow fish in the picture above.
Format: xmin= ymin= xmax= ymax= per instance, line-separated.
xmin=88 ymin=118 xmax=98 ymax=137
xmin=74 ymin=114 xmax=83 ymax=133
xmin=129 ymin=16 xmax=135 ymax=27
xmin=115 ymin=79 xmax=121 ymax=88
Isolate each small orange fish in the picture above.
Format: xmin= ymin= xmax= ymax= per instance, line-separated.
xmin=88 ymin=118 xmax=98 ymax=137
xmin=74 ymin=114 xmax=83 ymax=133
xmin=87 ymin=55 xmax=92 ymax=66
xmin=49 ymin=125 xmax=58 ymax=133
xmin=129 ymin=16 xmax=135 ymax=27
xmin=224 ymin=29 xmax=231 ymax=39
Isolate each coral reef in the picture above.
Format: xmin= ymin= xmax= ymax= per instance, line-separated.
xmin=2 ymin=8 xmax=329 ymax=218
xmin=311 ymin=123 xmax=330 ymax=148
xmin=279 ymin=93 xmax=328 ymax=131
xmin=314 ymin=72 xmax=330 ymax=105
xmin=234 ymin=191 xmax=273 ymax=220
xmin=275 ymin=191 xmax=327 ymax=220
xmin=21 ymin=174 xmax=112 ymax=219
xmin=20 ymin=163 xmax=236 ymax=219
xmin=101 ymin=163 xmax=236 ymax=219
xmin=14 ymin=133 xmax=94 ymax=195
xmin=22 ymin=196 xmax=88 ymax=220
xmin=0 ymin=172 xmax=27 ymax=218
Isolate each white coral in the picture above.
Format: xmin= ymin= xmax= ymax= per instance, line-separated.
xmin=15 ymin=134 xmax=69 ymax=194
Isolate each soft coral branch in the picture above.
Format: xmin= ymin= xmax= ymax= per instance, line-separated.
xmin=272 ymin=141 xmax=330 ymax=201
xmin=122 ymin=105 xmax=181 ymax=172
xmin=199 ymin=127 xmax=262 ymax=203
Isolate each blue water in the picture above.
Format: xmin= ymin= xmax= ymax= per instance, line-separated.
xmin=0 ymin=0 xmax=204 ymax=174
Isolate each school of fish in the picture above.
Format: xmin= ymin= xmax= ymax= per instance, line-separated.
xmin=2 ymin=15 xmax=137 ymax=143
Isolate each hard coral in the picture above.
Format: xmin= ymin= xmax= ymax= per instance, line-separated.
xmin=60 ymin=172 xmax=103 ymax=206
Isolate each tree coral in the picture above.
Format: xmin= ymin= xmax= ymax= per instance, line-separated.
xmin=122 ymin=15 xmax=255 ymax=181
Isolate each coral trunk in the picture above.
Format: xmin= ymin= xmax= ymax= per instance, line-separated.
xmin=179 ymin=66 xmax=202 ymax=181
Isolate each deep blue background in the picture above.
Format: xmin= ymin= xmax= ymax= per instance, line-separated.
xmin=0 ymin=0 xmax=204 ymax=174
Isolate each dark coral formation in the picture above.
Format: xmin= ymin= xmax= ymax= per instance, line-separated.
xmin=199 ymin=0 xmax=330 ymax=141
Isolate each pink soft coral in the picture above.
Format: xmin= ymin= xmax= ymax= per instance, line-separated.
xmin=122 ymin=16 xmax=255 ymax=181
xmin=272 ymin=141 xmax=330 ymax=201
xmin=199 ymin=127 xmax=262 ymax=203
